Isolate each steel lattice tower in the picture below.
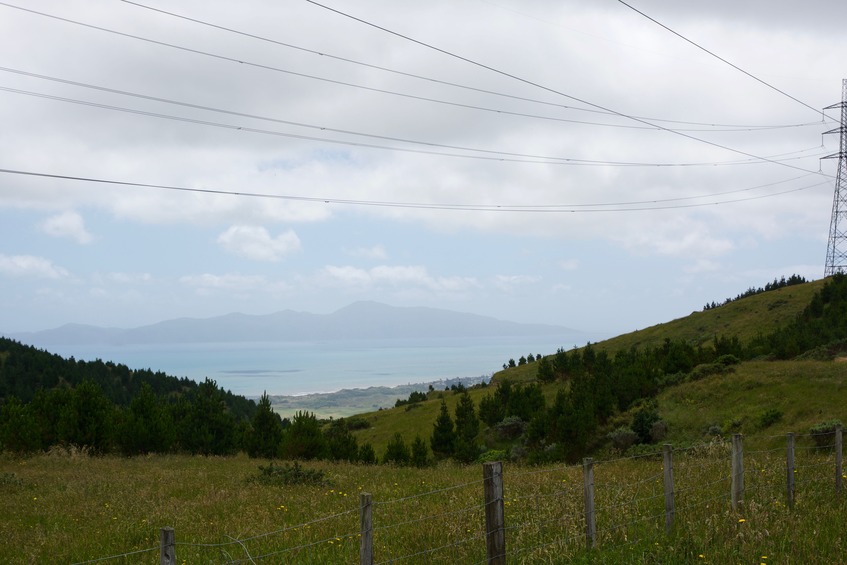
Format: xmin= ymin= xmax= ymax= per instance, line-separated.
xmin=824 ymin=79 xmax=847 ymax=277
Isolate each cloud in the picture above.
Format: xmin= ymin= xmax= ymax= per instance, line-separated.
xmin=317 ymin=264 xmax=479 ymax=293
xmin=684 ymin=259 xmax=721 ymax=274
xmin=179 ymin=273 xmax=269 ymax=292
xmin=0 ymin=254 xmax=69 ymax=279
xmin=559 ymin=259 xmax=579 ymax=271
xmin=346 ymin=245 xmax=388 ymax=260
xmin=493 ymin=274 xmax=542 ymax=291
xmin=38 ymin=211 xmax=93 ymax=244
xmin=106 ymin=272 xmax=153 ymax=284
xmin=217 ymin=225 xmax=301 ymax=261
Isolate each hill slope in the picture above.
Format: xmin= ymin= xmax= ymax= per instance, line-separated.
xmin=350 ymin=277 xmax=846 ymax=456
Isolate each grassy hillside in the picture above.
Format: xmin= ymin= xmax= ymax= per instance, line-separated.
xmin=590 ymin=278 xmax=825 ymax=353
xmin=658 ymin=359 xmax=847 ymax=449
xmin=351 ymin=278 xmax=845 ymax=456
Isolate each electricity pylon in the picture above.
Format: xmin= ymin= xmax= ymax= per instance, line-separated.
xmin=824 ymin=79 xmax=847 ymax=277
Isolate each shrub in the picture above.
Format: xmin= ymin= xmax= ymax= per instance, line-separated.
xmin=358 ymin=442 xmax=377 ymax=465
xmin=478 ymin=449 xmax=507 ymax=463
xmin=722 ymin=417 xmax=743 ymax=434
xmin=632 ymin=402 xmax=660 ymax=444
xmin=253 ymin=461 xmax=326 ymax=486
xmin=809 ymin=419 xmax=843 ymax=449
xmin=757 ymin=408 xmax=783 ymax=430
xmin=344 ymin=416 xmax=371 ymax=430
xmin=716 ymin=354 xmax=741 ymax=366
xmin=706 ymin=424 xmax=723 ymax=437
xmin=650 ymin=420 xmax=668 ymax=443
xmin=608 ymin=426 xmax=638 ymax=453
xmin=689 ymin=363 xmax=725 ymax=382
xmin=494 ymin=416 xmax=527 ymax=441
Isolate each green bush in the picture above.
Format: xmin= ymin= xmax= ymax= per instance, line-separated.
xmin=252 ymin=461 xmax=326 ymax=486
xmin=632 ymin=402 xmax=660 ymax=444
xmin=494 ymin=416 xmax=526 ymax=440
xmin=716 ymin=354 xmax=741 ymax=366
xmin=757 ymin=408 xmax=783 ymax=430
xmin=344 ymin=416 xmax=371 ymax=430
xmin=809 ymin=419 xmax=843 ymax=449
xmin=607 ymin=426 xmax=638 ymax=453
xmin=477 ymin=449 xmax=507 ymax=463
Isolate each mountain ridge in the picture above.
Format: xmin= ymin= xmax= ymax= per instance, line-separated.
xmin=7 ymin=301 xmax=578 ymax=347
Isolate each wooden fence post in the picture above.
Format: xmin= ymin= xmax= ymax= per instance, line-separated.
xmin=583 ymin=457 xmax=596 ymax=550
xmin=482 ymin=461 xmax=505 ymax=565
xmin=836 ymin=425 xmax=843 ymax=496
xmin=786 ymin=433 xmax=795 ymax=510
xmin=159 ymin=527 xmax=175 ymax=565
xmin=662 ymin=444 xmax=675 ymax=534
xmin=360 ymin=492 xmax=373 ymax=565
xmin=731 ymin=434 xmax=744 ymax=512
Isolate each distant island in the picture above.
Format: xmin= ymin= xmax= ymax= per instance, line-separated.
xmin=8 ymin=301 xmax=579 ymax=347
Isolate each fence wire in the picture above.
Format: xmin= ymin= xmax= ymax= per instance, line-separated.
xmin=70 ymin=431 xmax=843 ymax=564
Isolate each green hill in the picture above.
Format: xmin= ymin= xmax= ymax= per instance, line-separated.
xmin=350 ymin=276 xmax=846 ymax=457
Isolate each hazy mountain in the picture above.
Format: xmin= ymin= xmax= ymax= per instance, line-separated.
xmin=8 ymin=301 xmax=578 ymax=346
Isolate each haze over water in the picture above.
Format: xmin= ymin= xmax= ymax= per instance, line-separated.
xmin=42 ymin=333 xmax=604 ymax=396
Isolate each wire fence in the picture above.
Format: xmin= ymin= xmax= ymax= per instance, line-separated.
xmin=72 ymin=427 xmax=843 ymax=564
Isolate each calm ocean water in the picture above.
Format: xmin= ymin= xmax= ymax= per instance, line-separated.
xmin=42 ymin=334 xmax=605 ymax=397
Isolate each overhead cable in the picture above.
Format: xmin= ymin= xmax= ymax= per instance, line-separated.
xmin=117 ymin=0 xmax=824 ymax=131
xmin=614 ymin=0 xmax=834 ymax=121
xmin=303 ymin=0 xmax=827 ymax=177
xmin=5 ymin=64 xmax=819 ymax=135
xmin=0 ymin=167 xmax=831 ymax=213
xmin=0 ymin=85 xmax=830 ymax=169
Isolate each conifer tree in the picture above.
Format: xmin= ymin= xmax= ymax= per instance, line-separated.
xmin=383 ymin=432 xmax=411 ymax=465
xmin=430 ymin=399 xmax=456 ymax=459
xmin=246 ymin=392 xmax=282 ymax=458
xmin=411 ymin=434 xmax=429 ymax=467
xmin=454 ymin=391 xmax=480 ymax=463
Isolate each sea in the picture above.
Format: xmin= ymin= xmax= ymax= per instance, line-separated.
xmin=40 ymin=333 xmax=607 ymax=397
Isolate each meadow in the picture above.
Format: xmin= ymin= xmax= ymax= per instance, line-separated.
xmin=1 ymin=432 xmax=843 ymax=564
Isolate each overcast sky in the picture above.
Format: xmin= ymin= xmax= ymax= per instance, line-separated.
xmin=1 ymin=0 xmax=845 ymax=335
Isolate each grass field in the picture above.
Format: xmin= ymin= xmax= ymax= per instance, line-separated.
xmin=1 ymin=435 xmax=843 ymax=563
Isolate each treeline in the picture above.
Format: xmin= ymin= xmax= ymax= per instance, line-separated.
xmin=703 ymin=274 xmax=806 ymax=310
xmin=0 ymin=337 xmax=257 ymax=455
xmin=0 ymin=338 xmax=255 ymax=419
xmin=0 ymin=377 xmax=257 ymax=456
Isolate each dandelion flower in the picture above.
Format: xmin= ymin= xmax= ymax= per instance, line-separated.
xmin=738 ymin=518 xmax=746 ymax=523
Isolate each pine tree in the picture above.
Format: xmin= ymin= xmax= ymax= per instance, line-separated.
xmin=536 ymin=355 xmax=555 ymax=383
xmin=383 ymin=433 xmax=411 ymax=465
xmin=281 ymin=411 xmax=325 ymax=460
xmin=454 ymin=392 xmax=480 ymax=463
xmin=430 ymin=399 xmax=456 ymax=459
xmin=246 ymin=392 xmax=283 ymax=458
xmin=411 ymin=435 xmax=429 ymax=467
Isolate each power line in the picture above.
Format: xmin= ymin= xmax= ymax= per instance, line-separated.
xmin=614 ymin=0 xmax=833 ymax=121
xmin=5 ymin=63 xmax=820 ymax=136
xmin=117 ymin=0 xmax=826 ymax=132
xmin=0 ymin=84 xmax=829 ymax=168
xmin=302 ymin=0 xmax=827 ymax=177
xmin=0 ymin=167 xmax=829 ymax=213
